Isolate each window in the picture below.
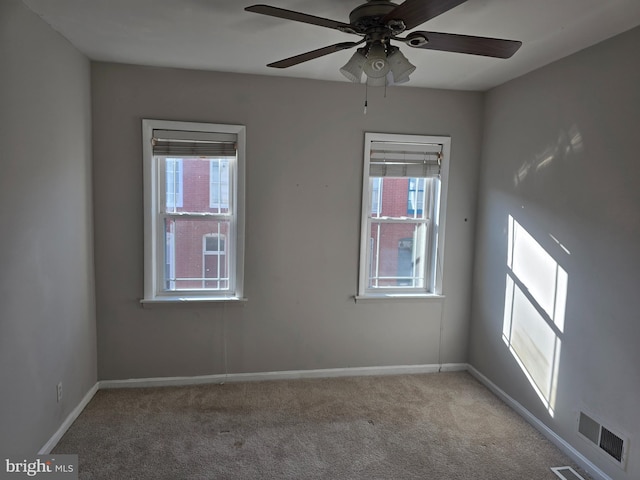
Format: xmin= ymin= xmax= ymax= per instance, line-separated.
xmin=142 ymin=120 xmax=245 ymax=302
xmin=358 ymin=133 xmax=450 ymax=297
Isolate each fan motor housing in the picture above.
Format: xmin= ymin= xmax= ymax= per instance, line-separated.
xmin=349 ymin=0 xmax=399 ymax=31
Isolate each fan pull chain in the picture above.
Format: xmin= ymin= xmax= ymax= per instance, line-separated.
xmin=364 ymin=81 xmax=368 ymax=115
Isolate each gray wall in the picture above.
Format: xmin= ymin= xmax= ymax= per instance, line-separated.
xmin=91 ymin=63 xmax=483 ymax=380
xmin=0 ymin=0 xmax=96 ymax=454
xmin=470 ymin=26 xmax=640 ymax=480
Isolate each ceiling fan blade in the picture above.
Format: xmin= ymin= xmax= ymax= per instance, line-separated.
xmin=405 ymin=31 xmax=522 ymax=58
xmin=383 ymin=0 xmax=468 ymax=30
xmin=267 ymin=41 xmax=362 ymax=69
xmin=245 ymin=5 xmax=354 ymax=32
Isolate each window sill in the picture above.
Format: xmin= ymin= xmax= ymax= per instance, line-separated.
xmin=140 ymin=296 xmax=247 ymax=307
xmin=354 ymin=293 xmax=445 ymax=303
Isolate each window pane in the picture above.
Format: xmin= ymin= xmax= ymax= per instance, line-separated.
xmin=161 ymin=157 xmax=231 ymax=214
xmin=164 ymin=217 xmax=230 ymax=291
xmin=371 ymin=177 xmax=433 ymax=219
xmin=368 ymin=221 xmax=428 ymax=288
xmin=372 ymin=178 xmax=408 ymax=217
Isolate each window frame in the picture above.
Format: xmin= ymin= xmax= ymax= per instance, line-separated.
xmin=142 ymin=119 xmax=246 ymax=303
xmin=357 ymin=132 xmax=450 ymax=299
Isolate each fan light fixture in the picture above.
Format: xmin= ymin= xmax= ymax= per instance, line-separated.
xmin=340 ymin=43 xmax=416 ymax=86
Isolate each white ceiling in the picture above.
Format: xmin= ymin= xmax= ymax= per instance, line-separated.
xmin=21 ymin=0 xmax=640 ymax=90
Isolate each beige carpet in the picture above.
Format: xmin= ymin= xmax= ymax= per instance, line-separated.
xmin=52 ymin=372 xmax=589 ymax=479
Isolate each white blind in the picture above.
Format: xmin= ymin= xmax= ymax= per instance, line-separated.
xmin=152 ymin=129 xmax=237 ymax=157
xmin=369 ymin=141 xmax=442 ymax=177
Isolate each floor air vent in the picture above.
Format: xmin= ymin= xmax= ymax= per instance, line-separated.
xmin=551 ymin=466 xmax=585 ymax=480
xmin=578 ymin=411 xmax=627 ymax=468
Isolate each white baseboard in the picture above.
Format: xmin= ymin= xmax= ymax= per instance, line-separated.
xmin=99 ymin=363 xmax=469 ymax=389
xmin=438 ymin=363 xmax=468 ymax=372
xmin=467 ymin=365 xmax=612 ymax=480
xmin=39 ymin=382 xmax=99 ymax=455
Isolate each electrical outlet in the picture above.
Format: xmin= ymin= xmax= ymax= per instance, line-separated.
xmin=57 ymin=382 xmax=63 ymax=403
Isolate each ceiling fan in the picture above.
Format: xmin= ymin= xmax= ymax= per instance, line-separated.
xmin=245 ymin=0 xmax=522 ymax=85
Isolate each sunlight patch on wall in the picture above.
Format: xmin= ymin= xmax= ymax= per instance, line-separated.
xmin=503 ymin=215 xmax=567 ymax=416
xmin=514 ymin=125 xmax=583 ymax=186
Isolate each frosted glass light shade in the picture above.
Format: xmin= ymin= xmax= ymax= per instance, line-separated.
xmin=388 ymin=48 xmax=415 ymax=84
xmin=339 ymin=50 xmax=366 ymax=83
xmin=340 ymin=44 xmax=415 ymax=86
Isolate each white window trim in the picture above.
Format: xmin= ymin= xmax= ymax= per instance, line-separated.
xmin=141 ymin=119 xmax=246 ymax=303
xmin=357 ymin=132 xmax=450 ymax=299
